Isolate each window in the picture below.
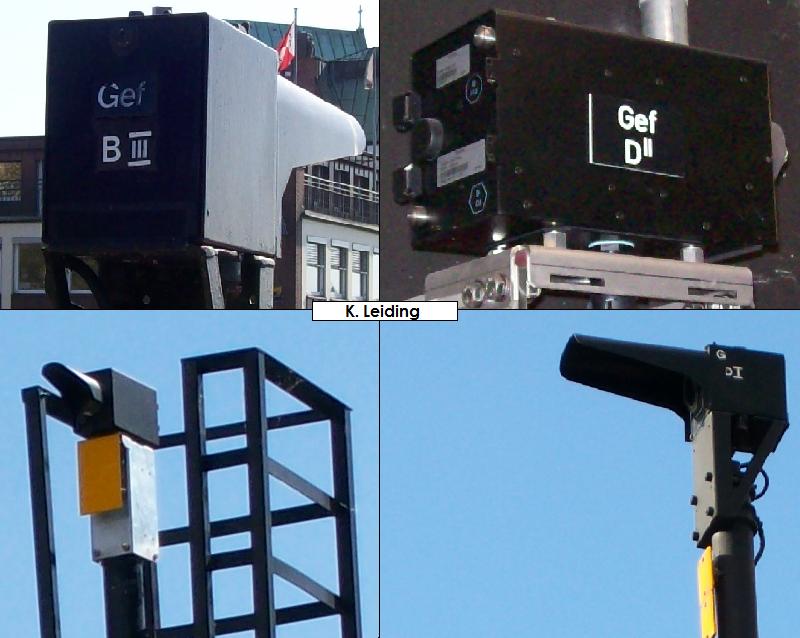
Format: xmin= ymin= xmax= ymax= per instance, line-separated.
xmin=334 ymin=169 xmax=350 ymax=186
xmin=13 ymin=241 xmax=93 ymax=294
xmin=68 ymin=257 xmax=99 ymax=293
xmin=352 ymin=250 xmax=369 ymax=300
xmin=14 ymin=241 xmax=45 ymax=292
xmin=312 ymin=164 xmax=330 ymax=181
xmin=354 ymin=174 xmax=369 ymax=192
xmin=330 ymin=246 xmax=347 ymax=299
xmin=0 ymin=162 xmax=22 ymax=202
xmin=306 ymin=242 xmax=325 ymax=296
xmin=333 ymin=169 xmax=351 ymax=214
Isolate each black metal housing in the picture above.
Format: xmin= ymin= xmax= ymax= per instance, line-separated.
xmin=396 ymin=10 xmax=776 ymax=258
xmin=44 ymin=13 xmax=210 ymax=255
xmin=560 ymin=334 xmax=787 ymax=451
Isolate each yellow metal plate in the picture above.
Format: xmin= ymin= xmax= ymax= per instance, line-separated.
xmin=697 ymin=546 xmax=717 ymax=638
xmin=78 ymin=433 xmax=124 ymax=515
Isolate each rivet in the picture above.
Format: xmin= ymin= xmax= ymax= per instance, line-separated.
xmin=523 ymin=199 xmax=533 ymax=209
xmin=702 ymin=222 xmax=712 ymax=232
xmin=705 ymin=507 xmax=715 ymax=516
xmin=514 ymin=166 xmax=524 ymax=175
xmin=607 ymin=183 xmax=615 ymax=192
xmin=512 ymin=47 xmax=521 ymax=57
xmin=604 ymin=68 xmax=613 ymax=78
xmin=705 ymin=472 xmax=713 ymax=481
xmin=655 ymin=77 xmax=664 ymax=86
xmin=745 ymin=182 xmax=754 ymax=192
xmin=690 ymin=495 xmax=698 ymax=506
xmin=692 ymin=531 xmax=700 ymax=541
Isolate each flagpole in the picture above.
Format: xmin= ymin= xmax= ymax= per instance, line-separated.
xmin=293 ymin=8 xmax=298 ymax=84
xmin=371 ymin=48 xmax=378 ymax=204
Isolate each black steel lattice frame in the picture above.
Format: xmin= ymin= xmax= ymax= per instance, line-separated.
xmin=22 ymin=348 xmax=362 ymax=638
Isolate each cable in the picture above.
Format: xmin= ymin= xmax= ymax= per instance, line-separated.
xmin=754 ymin=516 xmax=765 ymax=565
xmin=752 ymin=469 xmax=770 ymax=501
xmin=739 ymin=462 xmax=768 ymax=564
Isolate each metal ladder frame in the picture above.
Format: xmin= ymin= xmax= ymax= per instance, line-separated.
xmin=22 ymin=348 xmax=361 ymax=638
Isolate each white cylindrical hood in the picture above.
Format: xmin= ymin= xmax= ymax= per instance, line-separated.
xmin=275 ymin=75 xmax=367 ymax=199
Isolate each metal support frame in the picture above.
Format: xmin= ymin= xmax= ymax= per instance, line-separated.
xmin=689 ymin=411 xmax=787 ymax=638
xmin=23 ymin=348 xmax=358 ymax=638
xmin=22 ymin=386 xmax=161 ymax=638
xmin=157 ymin=348 xmax=361 ymax=638
xmin=43 ymin=247 xmax=274 ymax=310
xmin=422 ymin=244 xmax=754 ymax=308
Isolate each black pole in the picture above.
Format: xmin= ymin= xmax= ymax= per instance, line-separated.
xmin=102 ymin=556 xmax=149 ymax=638
xmin=22 ymin=387 xmax=62 ymax=638
xmin=712 ymin=522 xmax=759 ymax=638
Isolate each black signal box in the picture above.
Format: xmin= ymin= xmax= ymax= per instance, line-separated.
xmin=44 ymin=13 xmax=278 ymax=257
xmin=394 ymin=10 xmax=777 ymax=258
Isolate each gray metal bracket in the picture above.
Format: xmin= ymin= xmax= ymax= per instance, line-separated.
xmin=199 ymin=246 xmax=226 ymax=309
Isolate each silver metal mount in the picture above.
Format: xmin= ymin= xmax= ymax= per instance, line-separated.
xmin=422 ymin=244 xmax=754 ymax=309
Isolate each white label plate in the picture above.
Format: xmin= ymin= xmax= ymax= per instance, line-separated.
xmin=437 ymin=139 xmax=486 ymax=187
xmin=435 ymin=44 xmax=470 ymax=88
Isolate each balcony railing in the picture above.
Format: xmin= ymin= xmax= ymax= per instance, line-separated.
xmin=304 ymin=173 xmax=379 ymax=225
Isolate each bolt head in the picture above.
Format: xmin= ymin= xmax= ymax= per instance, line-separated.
xmin=461 ymin=281 xmax=486 ymax=309
xmin=705 ymin=472 xmax=713 ymax=482
xmin=692 ymin=531 xmax=700 ymax=541
xmin=473 ymin=25 xmax=496 ymax=49
xmin=690 ymin=495 xmax=698 ymax=506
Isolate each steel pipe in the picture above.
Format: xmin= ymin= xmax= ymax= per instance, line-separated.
xmin=639 ymin=0 xmax=689 ymax=44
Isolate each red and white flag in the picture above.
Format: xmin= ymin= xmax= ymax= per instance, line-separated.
xmin=276 ymin=20 xmax=296 ymax=73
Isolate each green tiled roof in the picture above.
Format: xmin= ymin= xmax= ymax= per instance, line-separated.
xmin=229 ymin=20 xmax=368 ymax=61
xmin=228 ymin=20 xmax=379 ymax=145
xmin=318 ymin=48 xmax=378 ymax=145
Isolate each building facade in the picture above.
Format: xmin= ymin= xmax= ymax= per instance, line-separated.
xmin=0 ymin=137 xmax=94 ymax=309
xmin=238 ymin=20 xmax=380 ymax=308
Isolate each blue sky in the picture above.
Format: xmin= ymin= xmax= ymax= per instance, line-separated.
xmin=381 ymin=312 xmax=800 ymax=637
xmin=0 ymin=312 xmax=377 ymax=638
xmin=0 ymin=0 xmax=378 ymax=136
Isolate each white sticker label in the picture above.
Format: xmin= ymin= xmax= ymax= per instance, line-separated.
xmin=435 ymin=44 xmax=470 ymax=88
xmin=437 ymin=139 xmax=486 ymax=187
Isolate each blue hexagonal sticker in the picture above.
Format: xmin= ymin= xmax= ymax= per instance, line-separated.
xmin=469 ymin=182 xmax=488 ymax=214
xmin=465 ymin=73 xmax=483 ymax=105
